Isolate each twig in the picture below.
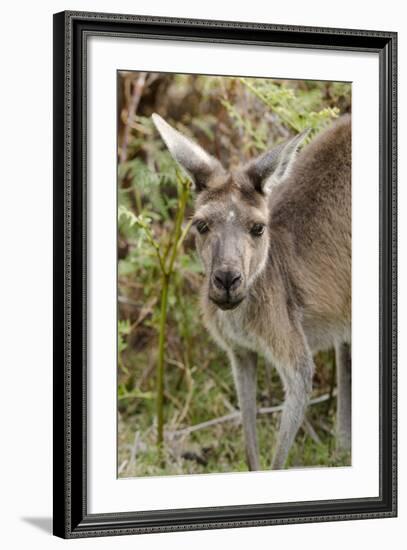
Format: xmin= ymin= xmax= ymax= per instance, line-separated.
xmin=174 ymin=361 xmax=194 ymax=427
xmin=119 ymin=207 xmax=166 ymax=273
xmin=118 ymin=295 xmax=140 ymax=308
xmin=263 ymin=358 xmax=274 ymax=403
xmin=169 ymin=391 xmax=336 ymax=438
xmin=221 ymin=396 xmax=237 ymax=414
xmin=118 ymin=460 xmax=128 ymax=475
xmin=120 ymin=72 xmax=147 ymax=164
xmin=127 ymin=431 xmax=140 ymax=473
xmin=164 ymin=389 xmax=182 ymax=409
xmin=133 ymin=297 xmax=157 ymax=328
xmin=303 ymin=417 xmax=322 ymax=445
xmin=205 ymin=366 xmax=234 ymax=397
xmin=166 ymin=173 xmax=191 ymax=276
xmin=176 ymin=219 xmax=193 ymax=253
xmin=317 ymin=418 xmax=334 ymax=436
xmin=136 ymin=360 xmax=155 ymax=391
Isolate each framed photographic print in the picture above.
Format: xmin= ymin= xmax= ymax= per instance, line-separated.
xmin=53 ymin=11 xmax=397 ymax=538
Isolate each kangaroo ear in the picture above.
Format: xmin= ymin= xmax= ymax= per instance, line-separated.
xmin=152 ymin=113 xmax=224 ymax=191
xmin=245 ymin=129 xmax=309 ymax=194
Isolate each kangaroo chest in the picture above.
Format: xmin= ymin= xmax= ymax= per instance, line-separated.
xmin=209 ymin=301 xmax=272 ymax=359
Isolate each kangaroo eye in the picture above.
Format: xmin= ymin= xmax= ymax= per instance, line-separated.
xmin=196 ymin=220 xmax=209 ymax=234
xmin=250 ymin=223 xmax=265 ymax=237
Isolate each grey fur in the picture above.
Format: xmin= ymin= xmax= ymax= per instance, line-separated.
xmin=246 ymin=129 xmax=309 ymax=192
xmin=152 ymin=114 xmax=224 ymax=190
xmin=229 ymin=349 xmax=260 ymax=470
xmin=153 ymin=113 xmax=352 ymax=470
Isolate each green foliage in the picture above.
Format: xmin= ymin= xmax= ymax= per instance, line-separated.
xmin=241 ymin=78 xmax=339 ymax=133
xmin=118 ymin=319 xmax=131 ymax=354
xmin=221 ymin=77 xmax=340 ymax=155
xmin=117 ymin=71 xmax=351 ymax=477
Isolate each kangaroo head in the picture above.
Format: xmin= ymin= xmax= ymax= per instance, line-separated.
xmin=152 ymin=113 xmax=308 ymax=311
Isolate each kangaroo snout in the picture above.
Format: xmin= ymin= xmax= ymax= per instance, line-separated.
xmin=209 ymin=266 xmax=245 ymax=310
xmin=213 ymin=269 xmax=242 ymax=291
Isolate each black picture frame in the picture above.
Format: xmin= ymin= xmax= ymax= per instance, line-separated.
xmin=53 ymin=10 xmax=397 ymax=539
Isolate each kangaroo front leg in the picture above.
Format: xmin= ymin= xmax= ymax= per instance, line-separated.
xmin=335 ymin=342 xmax=351 ymax=452
xmin=229 ymin=349 xmax=260 ymax=471
xmin=272 ymin=351 xmax=314 ymax=469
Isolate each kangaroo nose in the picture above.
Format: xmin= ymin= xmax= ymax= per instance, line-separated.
xmin=213 ymin=269 xmax=242 ymax=291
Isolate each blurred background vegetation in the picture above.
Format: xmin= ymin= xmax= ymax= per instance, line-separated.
xmin=117 ymin=72 xmax=351 ymax=477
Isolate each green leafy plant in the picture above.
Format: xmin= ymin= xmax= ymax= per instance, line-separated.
xmin=119 ymin=171 xmax=192 ymax=457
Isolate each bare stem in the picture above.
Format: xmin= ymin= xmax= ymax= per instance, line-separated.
xmin=120 ymin=72 xmax=147 ymax=164
xmin=155 ymin=171 xmax=191 ymax=454
xmin=131 ymin=215 xmax=166 ymax=273
xmin=166 ymin=174 xmax=190 ymax=276
xmin=176 ymin=219 xmax=193 ymax=254
xmin=156 ymin=272 xmax=170 ymax=451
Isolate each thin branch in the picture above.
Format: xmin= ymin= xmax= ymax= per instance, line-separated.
xmin=168 ymin=391 xmax=336 ymax=438
xmin=263 ymin=358 xmax=274 ymax=403
xmin=118 ymin=295 xmax=140 ymax=308
xmin=302 ymin=417 xmax=322 ymax=446
xmin=166 ymin=173 xmax=191 ymax=276
xmin=127 ymin=431 xmax=140 ymax=473
xmin=118 ymin=460 xmax=128 ymax=475
xmin=136 ymin=222 xmax=166 ymax=273
xmin=174 ymin=361 xmax=194 ymax=427
xmin=120 ymin=72 xmax=147 ymax=164
xmin=176 ymin=219 xmax=193 ymax=254
xmin=120 ymin=207 xmax=166 ymax=273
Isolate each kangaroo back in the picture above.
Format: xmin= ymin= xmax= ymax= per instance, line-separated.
xmin=269 ymin=115 xmax=351 ymax=349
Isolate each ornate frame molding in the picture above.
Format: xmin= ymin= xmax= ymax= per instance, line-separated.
xmin=53 ymin=11 xmax=397 ymax=538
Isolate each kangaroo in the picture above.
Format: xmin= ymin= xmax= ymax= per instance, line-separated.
xmin=152 ymin=112 xmax=351 ymax=470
